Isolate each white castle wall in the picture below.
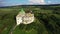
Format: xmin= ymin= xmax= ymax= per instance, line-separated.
xmin=16 ymin=13 xmax=34 ymax=25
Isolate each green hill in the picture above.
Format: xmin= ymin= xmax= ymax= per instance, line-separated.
xmin=0 ymin=5 xmax=60 ymax=34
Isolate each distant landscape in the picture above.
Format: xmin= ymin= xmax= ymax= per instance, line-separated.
xmin=0 ymin=5 xmax=60 ymax=34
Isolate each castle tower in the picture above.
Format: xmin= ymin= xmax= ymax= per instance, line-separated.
xmin=16 ymin=9 xmax=25 ymax=25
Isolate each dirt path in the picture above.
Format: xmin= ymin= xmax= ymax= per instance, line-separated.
xmin=9 ymin=25 xmax=17 ymax=34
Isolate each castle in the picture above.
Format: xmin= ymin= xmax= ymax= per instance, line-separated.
xmin=16 ymin=9 xmax=34 ymax=25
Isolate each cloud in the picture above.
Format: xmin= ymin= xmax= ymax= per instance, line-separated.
xmin=47 ymin=0 xmax=59 ymax=4
xmin=28 ymin=0 xmax=46 ymax=4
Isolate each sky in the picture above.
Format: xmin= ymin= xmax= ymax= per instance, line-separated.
xmin=0 ymin=0 xmax=60 ymax=7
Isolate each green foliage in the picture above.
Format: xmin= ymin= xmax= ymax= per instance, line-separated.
xmin=0 ymin=6 xmax=60 ymax=34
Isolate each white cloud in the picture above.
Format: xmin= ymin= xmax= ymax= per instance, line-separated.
xmin=47 ymin=0 xmax=58 ymax=4
xmin=28 ymin=0 xmax=46 ymax=4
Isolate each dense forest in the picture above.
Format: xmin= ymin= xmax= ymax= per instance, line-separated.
xmin=0 ymin=5 xmax=60 ymax=34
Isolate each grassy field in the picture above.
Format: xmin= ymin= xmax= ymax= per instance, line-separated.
xmin=0 ymin=6 xmax=60 ymax=34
